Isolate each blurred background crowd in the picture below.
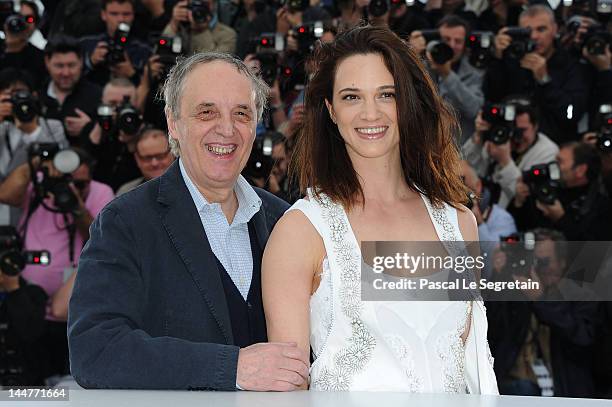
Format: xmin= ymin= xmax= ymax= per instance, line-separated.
xmin=0 ymin=0 xmax=610 ymax=399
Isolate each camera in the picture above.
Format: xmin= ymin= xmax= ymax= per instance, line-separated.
xmin=117 ymin=95 xmax=142 ymax=135
xmin=28 ymin=143 xmax=82 ymax=214
xmin=595 ymin=104 xmax=612 ymax=152
xmin=499 ymin=231 xmax=536 ymax=276
xmin=369 ymin=0 xmax=389 ymax=17
xmin=243 ymin=131 xmax=276 ymax=182
xmin=255 ymin=52 xmax=279 ymax=86
xmin=522 ymin=162 xmax=561 ymax=205
xmin=420 ymin=29 xmax=454 ymax=65
xmin=96 ymin=96 xmax=142 ymax=137
xmin=503 ymin=27 xmax=536 ymax=60
xmin=4 ymin=13 xmax=25 ymax=34
xmin=582 ymin=26 xmax=610 ymax=55
xmin=0 ymin=226 xmax=49 ymax=276
xmin=8 ymin=90 xmax=38 ymax=122
xmin=253 ymin=32 xmax=285 ymax=52
xmin=295 ymin=21 xmax=324 ymax=53
xmin=481 ymin=103 xmax=523 ymax=145
xmin=106 ymin=22 xmax=130 ymax=65
xmin=188 ymin=0 xmax=211 ymax=23
xmin=281 ymin=0 xmax=309 ymax=13
xmin=467 ymin=31 xmax=494 ymax=69
xmin=153 ymin=35 xmax=183 ymax=69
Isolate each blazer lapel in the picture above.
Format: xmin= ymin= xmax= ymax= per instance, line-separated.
xmin=156 ymin=161 xmax=234 ymax=345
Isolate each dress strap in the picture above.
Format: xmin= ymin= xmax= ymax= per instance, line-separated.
xmin=419 ymin=193 xmax=464 ymax=242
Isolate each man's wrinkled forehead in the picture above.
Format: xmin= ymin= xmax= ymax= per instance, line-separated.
xmin=181 ymin=62 xmax=257 ymax=113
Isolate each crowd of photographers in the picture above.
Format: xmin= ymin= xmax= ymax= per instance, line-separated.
xmin=0 ymin=0 xmax=610 ymax=398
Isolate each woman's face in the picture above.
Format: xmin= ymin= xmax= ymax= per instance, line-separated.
xmin=326 ymin=53 xmax=399 ymax=162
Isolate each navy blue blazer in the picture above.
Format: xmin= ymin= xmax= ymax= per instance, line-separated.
xmin=67 ymin=160 xmax=289 ymax=390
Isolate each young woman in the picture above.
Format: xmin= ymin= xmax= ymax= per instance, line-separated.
xmin=262 ymin=26 xmax=498 ymax=393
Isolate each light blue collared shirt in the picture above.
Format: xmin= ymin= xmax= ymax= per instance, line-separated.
xmin=179 ymin=159 xmax=262 ymax=299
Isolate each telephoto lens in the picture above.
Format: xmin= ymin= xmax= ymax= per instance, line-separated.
xmin=117 ymin=96 xmax=142 ymax=135
xmin=10 ymin=90 xmax=38 ymax=122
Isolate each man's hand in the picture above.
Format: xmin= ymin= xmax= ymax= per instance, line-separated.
xmin=0 ymin=272 xmax=20 ymax=293
xmin=472 ymin=111 xmax=491 ymax=145
xmin=0 ymin=91 xmax=13 ymax=121
xmin=514 ymin=178 xmax=530 ymax=208
xmin=514 ymin=267 xmax=543 ymax=301
xmin=536 ymin=199 xmax=565 ymax=222
xmin=237 ymin=342 xmax=309 ymax=391
xmin=408 ymin=31 xmax=426 ymax=56
xmin=90 ymin=42 xmax=109 ymax=66
xmin=144 ymin=54 xmax=165 ymax=82
xmin=64 ymin=108 xmax=92 ymax=138
xmin=276 ymin=7 xmax=291 ymax=35
xmin=485 ymin=140 xmax=512 ymax=167
xmin=110 ymin=53 xmax=137 ymax=78
xmin=520 ymin=53 xmax=549 ymax=82
xmin=170 ymin=0 xmax=190 ymax=32
xmin=493 ymin=28 xmax=512 ymax=59
xmin=583 ymin=45 xmax=612 ymax=72
xmin=287 ymin=103 xmax=305 ymax=135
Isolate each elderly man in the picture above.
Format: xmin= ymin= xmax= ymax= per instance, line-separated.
xmin=68 ymin=53 xmax=308 ymax=391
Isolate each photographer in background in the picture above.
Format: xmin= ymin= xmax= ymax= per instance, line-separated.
xmin=0 ymin=146 xmax=113 ymax=383
xmin=84 ymin=78 xmax=143 ymax=191
xmin=0 ymin=233 xmax=48 ymax=385
xmin=483 ymin=4 xmax=590 ymax=144
xmin=487 ymin=228 xmax=601 ymax=397
xmin=409 ymin=15 xmax=484 ymax=144
xmin=163 ymin=0 xmax=237 ymax=54
xmin=509 ymin=141 xmax=612 ymax=240
xmin=0 ymin=0 xmax=47 ymax=89
xmin=80 ymin=0 xmax=152 ymax=87
xmin=116 ymin=127 xmax=174 ymax=195
xmin=0 ymin=68 xmax=67 ymax=226
xmin=40 ymin=35 xmax=103 ymax=146
xmin=463 ymin=100 xmax=559 ymax=208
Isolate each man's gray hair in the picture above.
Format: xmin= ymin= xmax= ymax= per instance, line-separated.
xmin=519 ymin=4 xmax=556 ymax=24
xmin=161 ymin=52 xmax=270 ymax=156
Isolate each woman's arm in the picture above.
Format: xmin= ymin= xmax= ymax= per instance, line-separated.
xmin=262 ymin=209 xmax=325 ymax=390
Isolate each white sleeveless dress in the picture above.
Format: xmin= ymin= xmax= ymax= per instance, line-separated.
xmin=287 ymin=190 xmax=499 ymax=394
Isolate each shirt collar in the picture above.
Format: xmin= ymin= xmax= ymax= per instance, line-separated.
xmin=179 ymin=158 xmax=262 ymax=225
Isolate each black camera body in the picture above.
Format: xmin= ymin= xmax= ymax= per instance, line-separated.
xmin=481 ymin=102 xmax=522 ymax=145
xmin=582 ymin=26 xmax=611 ymax=55
xmin=154 ymin=35 xmax=183 ymax=68
xmin=522 ymin=162 xmax=561 ymax=205
xmin=499 ymin=231 xmax=536 ymax=277
xmin=255 ymin=51 xmax=279 ymax=86
xmin=9 ymin=90 xmax=38 ymax=123
xmin=243 ymin=131 xmax=276 ymax=182
xmin=28 ymin=143 xmax=82 ymax=214
xmin=117 ymin=95 xmax=142 ymax=135
xmin=0 ymin=226 xmax=49 ymax=276
xmin=420 ymin=29 xmax=454 ymax=65
xmin=504 ymin=27 xmax=536 ymax=60
xmin=106 ymin=22 xmax=130 ymax=65
xmin=188 ymin=0 xmax=211 ymax=23
xmin=4 ymin=13 xmax=25 ymax=34
xmin=295 ymin=21 xmax=324 ymax=53
xmin=97 ymin=96 xmax=142 ymax=137
xmin=369 ymin=0 xmax=389 ymax=17
xmin=467 ymin=31 xmax=494 ymax=69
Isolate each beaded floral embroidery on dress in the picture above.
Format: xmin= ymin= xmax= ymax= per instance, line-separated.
xmin=436 ymin=301 xmax=472 ymax=393
xmin=311 ymin=193 xmax=376 ymax=391
xmin=384 ymin=334 xmax=423 ymax=392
